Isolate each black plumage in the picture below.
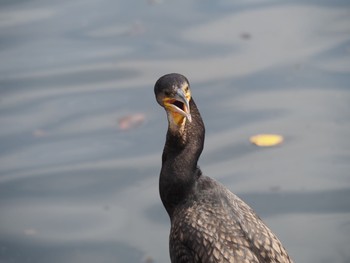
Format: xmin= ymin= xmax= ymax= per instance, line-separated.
xmin=154 ymin=73 xmax=293 ymax=263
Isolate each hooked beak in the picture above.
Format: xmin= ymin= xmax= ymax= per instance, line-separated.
xmin=163 ymin=89 xmax=192 ymax=123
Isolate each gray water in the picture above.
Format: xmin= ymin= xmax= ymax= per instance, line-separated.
xmin=1 ymin=0 xmax=350 ymax=262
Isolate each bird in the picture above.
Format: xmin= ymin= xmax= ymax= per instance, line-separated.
xmin=154 ymin=73 xmax=294 ymax=263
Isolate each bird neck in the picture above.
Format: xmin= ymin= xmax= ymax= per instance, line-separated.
xmin=160 ymin=99 xmax=205 ymax=218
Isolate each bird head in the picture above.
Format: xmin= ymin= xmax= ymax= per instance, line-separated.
xmin=154 ymin=73 xmax=192 ymax=129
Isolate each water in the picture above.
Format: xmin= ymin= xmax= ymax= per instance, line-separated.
xmin=1 ymin=0 xmax=350 ymax=262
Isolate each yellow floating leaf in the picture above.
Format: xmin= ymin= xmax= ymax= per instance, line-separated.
xmin=250 ymin=134 xmax=283 ymax=147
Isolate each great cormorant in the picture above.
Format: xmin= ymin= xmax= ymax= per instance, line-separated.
xmin=154 ymin=73 xmax=293 ymax=263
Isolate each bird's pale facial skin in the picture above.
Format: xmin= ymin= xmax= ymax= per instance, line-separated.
xmin=163 ymin=84 xmax=192 ymax=128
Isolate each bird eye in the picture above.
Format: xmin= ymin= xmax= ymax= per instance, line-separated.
xmin=184 ymin=86 xmax=189 ymax=93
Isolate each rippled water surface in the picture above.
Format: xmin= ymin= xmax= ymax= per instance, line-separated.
xmin=1 ymin=0 xmax=350 ymax=262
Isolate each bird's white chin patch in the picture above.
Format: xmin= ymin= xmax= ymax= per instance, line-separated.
xmin=166 ymin=111 xmax=186 ymax=135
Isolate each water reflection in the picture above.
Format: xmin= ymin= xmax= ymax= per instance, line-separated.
xmin=0 ymin=239 xmax=144 ymax=263
xmin=1 ymin=0 xmax=350 ymax=262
